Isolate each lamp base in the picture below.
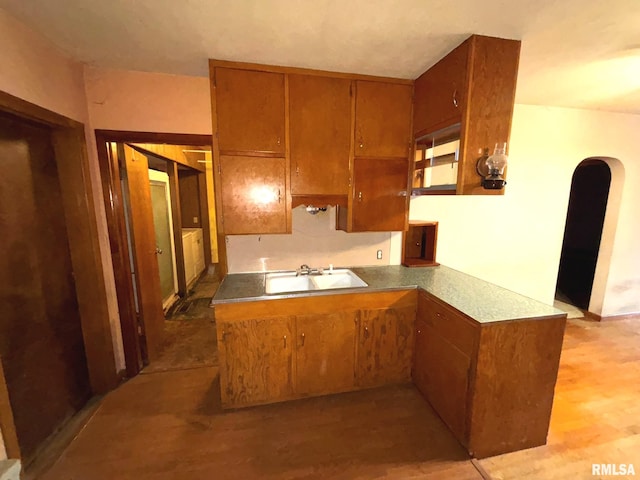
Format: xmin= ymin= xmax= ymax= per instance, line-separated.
xmin=482 ymin=178 xmax=506 ymax=189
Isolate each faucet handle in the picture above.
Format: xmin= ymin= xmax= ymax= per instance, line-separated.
xmin=300 ymin=264 xmax=309 ymax=270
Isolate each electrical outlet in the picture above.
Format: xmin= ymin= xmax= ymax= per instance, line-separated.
xmin=377 ymin=250 xmax=383 ymax=260
xmin=193 ymin=216 xmax=199 ymax=224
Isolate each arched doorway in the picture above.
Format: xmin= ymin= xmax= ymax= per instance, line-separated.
xmin=555 ymin=159 xmax=612 ymax=310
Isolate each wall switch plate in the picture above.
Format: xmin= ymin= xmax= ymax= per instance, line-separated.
xmin=377 ymin=250 xmax=383 ymax=260
xmin=193 ymin=216 xmax=199 ymax=224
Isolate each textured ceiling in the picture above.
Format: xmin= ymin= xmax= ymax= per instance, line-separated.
xmin=2 ymin=0 xmax=640 ymax=113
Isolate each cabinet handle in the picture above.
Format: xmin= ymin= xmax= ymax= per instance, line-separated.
xmin=295 ymin=166 xmax=299 ymax=176
xmin=364 ymin=326 xmax=369 ymax=339
xmin=221 ymin=331 xmax=230 ymax=342
xmin=358 ymin=191 xmax=363 ymax=202
xmin=452 ymin=89 xmax=459 ymax=108
xmin=278 ymin=188 xmax=281 ymax=203
xmin=283 ymin=335 xmax=287 ymax=349
xmin=277 ymin=137 xmax=281 ymax=146
xmin=301 ymin=332 xmax=305 ymax=346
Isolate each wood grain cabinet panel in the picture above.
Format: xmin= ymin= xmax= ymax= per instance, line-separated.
xmin=356 ymin=305 xmax=415 ymax=387
xmin=295 ymin=312 xmax=357 ymax=396
xmin=289 ymin=75 xmax=351 ymax=196
xmin=413 ymin=42 xmax=468 ymax=136
xmin=219 ymin=155 xmax=287 ymax=234
xmin=354 ymin=81 xmax=412 ymax=158
xmin=413 ymin=319 xmax=470 ymax=442
xmin=351 ymin=157 xmax=409 ymax=232
xmin=214 ymin=68 xmax=285 ymax=154
xmin=217 ymin=317 xmax=294 ymax=408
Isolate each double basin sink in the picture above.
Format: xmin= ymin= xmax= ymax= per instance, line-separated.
xmin=265 ymin=269 xmax=368 ymax=295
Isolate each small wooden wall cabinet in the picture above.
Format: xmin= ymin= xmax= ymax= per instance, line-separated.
xmin=214 ymin=287 xmax=566 ymax=459
xmin=402 ymin=221 xmax=439 ymax=267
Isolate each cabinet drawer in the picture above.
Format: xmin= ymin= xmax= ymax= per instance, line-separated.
xmin=418 ymin=292 xmax=478 ymax=355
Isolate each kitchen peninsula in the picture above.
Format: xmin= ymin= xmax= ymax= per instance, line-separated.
xmin=211 ymin=265 xmax=567 ymax=459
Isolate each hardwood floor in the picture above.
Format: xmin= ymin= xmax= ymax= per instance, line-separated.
xmin=480 ymin=317 xmax=640 ymax=479
xmin=35 ymin=315 xmax=640 ymax=480
xmin=38 ymin=371 xmax=480 ymax=479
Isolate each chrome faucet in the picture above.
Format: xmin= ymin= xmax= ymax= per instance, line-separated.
xmin=296 ymin=264 xmax=323 ymax=276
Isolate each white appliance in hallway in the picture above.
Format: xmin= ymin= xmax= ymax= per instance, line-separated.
xmin=182 ymin=228 xmax=205 ymax=287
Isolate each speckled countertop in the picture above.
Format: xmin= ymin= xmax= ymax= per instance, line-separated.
xmin=211 ymin=265 xmax=565 ymax=324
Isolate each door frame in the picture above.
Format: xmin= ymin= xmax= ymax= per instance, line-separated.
xmin=0 ymin=92 xmax=120 ymax=458
xmin=148 ymin=169 xmax=180 ymax=309
xmin=95 ymin=130 xmax=216 ymax=377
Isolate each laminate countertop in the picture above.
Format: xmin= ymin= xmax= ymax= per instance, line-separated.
xmin=210 ymin=265 xmax=565 ymax=324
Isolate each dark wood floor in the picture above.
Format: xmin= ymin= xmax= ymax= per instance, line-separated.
xmin=35 ymin=315 xmax=640 ymax=480
xmin=38 ymin=370 xmax=480 ymax=479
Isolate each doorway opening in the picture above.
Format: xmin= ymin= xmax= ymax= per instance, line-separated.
xmin=555 ymin=159 xmax=612 ymax=311
xmin=96 ymin=132 xmax=222 ymax=378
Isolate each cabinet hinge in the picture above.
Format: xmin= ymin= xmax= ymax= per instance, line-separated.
xmin=349 ymin=82 xmax=353 ymax=97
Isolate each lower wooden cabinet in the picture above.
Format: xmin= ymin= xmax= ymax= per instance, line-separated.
xmin=217 ymin=316 xmax=294 ymax=407
xmin=356 ymin=305 xmax=415 ymax=387
xmin=215 ymin=290 xmax=416 ymax=409
xmin=295 ymin=312 xmax=357 ymax=396
xmin=413 ymin=290 xmax=567 ymax=458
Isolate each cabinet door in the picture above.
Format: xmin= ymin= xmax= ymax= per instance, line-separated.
xmin=295 ymin=312 xmax=357 ymax=396
xmin=413 ymin=41 xmax=468 ymax=135
xmin=289 ymin=75 xmax=351 ymax=195
xmin=217 ymin=317 xmax=294 ymax=408
xmin=356 ymin=305 xmax=415 ymax=387
xmin=219 ymin=155 xmax=287 ymax=234
xmin=354 ymin=81 xmax=412 ymax=158
xmin=215 ymin=68 xmax=285 ymax=154
xmin=352 ymin=157 xmax=408 ymax=231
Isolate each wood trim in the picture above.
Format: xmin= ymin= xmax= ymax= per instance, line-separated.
xmin=197 ymin=172 xmax=213 ymax=266
xmin=96 ymin=136 xmax=143 ymax=377
xmin=584 ymin=311 xmax=640 ymax=322
xmin=167 ymin=162 xmax=187 ymax=296
xmin=208 ymin=68 xmax=229 ymax=276
xmin=215 ymin=289 xmax=417 ymax=322
xmin=52 ymin=127 xmax=120 ymax=393
xmin=0 ymin=359 xmax=20 ymax=459
xmin=284 ymin=74 xmax=292 ymax=233
xmin=93 ymin=130 xmax=212 ymax=146
xmin=209 ymin=59 xmax=414 ymax=85
xmin=291 ymin=195 xmax=348 ymax=208
xmin=0 ymin=91 xmax=80 ymax=129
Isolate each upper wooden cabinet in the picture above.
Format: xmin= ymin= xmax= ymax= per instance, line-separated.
xmin=348 ymin=157 xmax=409 ymax=232
xmin=354 ymin=81 xmax=413 ymax=158
xmin=413 ymin=42 xmax=468 ymax=136
xmin=413 ymin=35 xmax=521 ymax=195
xmin=214 ymin=67 xmax=286 ymax=154
xmin=289 ymin=75 xmax=352 ymax=197
xmin=219 ymin=155 xmax=287 ymax=234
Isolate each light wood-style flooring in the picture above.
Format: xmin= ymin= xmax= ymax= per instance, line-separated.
xmin=35 ymin=315 xmax=640 ymax=480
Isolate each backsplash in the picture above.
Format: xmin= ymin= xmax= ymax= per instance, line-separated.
xmin=226 ymin=206 xmax=402 ymax=272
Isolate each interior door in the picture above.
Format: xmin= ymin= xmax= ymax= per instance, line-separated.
xmin=0 ymin=112 xmax=91 ymax=463
xmin=121 ymin=144 xmax=165 ymax=362
xmin=148 ymin=169 xmax=178 ymax=309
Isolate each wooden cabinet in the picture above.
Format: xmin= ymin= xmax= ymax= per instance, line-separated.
xmin=349 ymin=157 xmax=409 ymax=232
xmin=289 ymin=75 xmax=351 ymax=198
xmin=215 ymin=289 xmax=416 ymax=409
xmin=295 ymin=312 xmax=357 ymax=396
xmin=357 ymin=304 xmax=415 ymax=387
xmin=219 ymin=155 xmax=287 ymax=234
xmin=413 ymin=42 xmax=468 ymax=135
xmin=214 ymin=68 xmax=285 ymax=154
xmin=413 ymin=289 xmax=567 ymax=459
xmin=354 ymin=81 xmax=413 ymax=158
xmin=217 ymin=316 xmax=294 ymax=408
xmin=412 ymin=35 xmax=521 ymax=195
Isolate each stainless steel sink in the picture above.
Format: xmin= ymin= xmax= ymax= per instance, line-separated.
xmin=265 ymin=269 xmax=367 ymax=294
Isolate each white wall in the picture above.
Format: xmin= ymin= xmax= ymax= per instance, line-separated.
xmin=227 ymin=206 xmax=402 ymax=272
xmin=410 ymin=104 xmax=640 ymax=317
